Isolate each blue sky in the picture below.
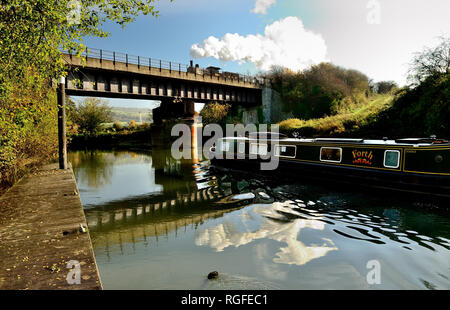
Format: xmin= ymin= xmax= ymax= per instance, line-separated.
xmin=75 ymin=0 xmax=450 ymax=108
xmin=82 ymin=0 xmax=262 ymax=73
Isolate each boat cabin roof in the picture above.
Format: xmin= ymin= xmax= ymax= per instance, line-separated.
xmin=221 ymin=135 xmax=450 ymax=147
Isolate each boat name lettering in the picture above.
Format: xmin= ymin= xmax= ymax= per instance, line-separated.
xmin=352 ymin=150 xmax=373 ymax=165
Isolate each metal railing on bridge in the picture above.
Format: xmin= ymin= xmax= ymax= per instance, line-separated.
xmin=63 ymin=47 xmax=266 ymax=86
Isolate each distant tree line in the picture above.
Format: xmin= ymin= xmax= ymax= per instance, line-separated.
xmin=275 ymin=37 xmax=449 ymax=139
xmin=373 ymin=81 xmax=398 ymax=94
xmin=267 ymin=63 xmax=378 ymax=120
xmin=67 ymin=98 xmax=112 ymax=134
xmin=66 ymin=97 xmax=153 ymax=135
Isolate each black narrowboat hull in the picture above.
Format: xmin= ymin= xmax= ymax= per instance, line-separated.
xmin=210 ymin=137 xmax=450 ymax=200
xmin=211 ymin=157 xmax=450 ymax=199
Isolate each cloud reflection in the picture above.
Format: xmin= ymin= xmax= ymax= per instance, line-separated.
xmin=195 ymin=202 xmax=338 ymax=266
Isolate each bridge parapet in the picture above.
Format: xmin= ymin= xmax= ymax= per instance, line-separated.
xmin=63 ymin=47 xmax=264 ymax=89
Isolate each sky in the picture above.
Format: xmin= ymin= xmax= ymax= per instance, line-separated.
xmin=76 ymin=0 xmax=450 ymax=108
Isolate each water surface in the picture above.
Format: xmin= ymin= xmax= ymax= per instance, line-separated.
xmin=69 ymin=149 xmax=450 ymax=290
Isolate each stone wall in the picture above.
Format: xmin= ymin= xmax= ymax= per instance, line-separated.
xmin=242 ymin=106 xmax=259 ymax=125
xmin=262 ymin=87 xmax=294 ymax=124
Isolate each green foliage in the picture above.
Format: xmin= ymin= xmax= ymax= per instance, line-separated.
xmin=0 ymin=0 xmax=163 ymax=89
xmin=375 ymin=81 xmax=398 ymax=94
xmin=359 ymin=38 xmax=450 ymax=138
xmin=137 ymin=122 xmax=150 ymax=130
xmin=279 ymin=94 xmax=393 ymax=137
xmin=65 ymin=96 xmax=79 ymax=134
xmin=0 ymin=69 xmax=58 ymax=188
xmin=407 ymin=36 xmax=449 ymax=85
xmin=365 ymin=73 xmax=450 ymax=138
xmin=200 ymin=102 xmax=231 ymax=125
xmin=268 ymin=63 xmax=371 ymax=119
xmin=70 ymin=98 xmax=112 ymax=134
xmin=113 ymin=121 xmax=124 ymax=131
xmin=0 ymin=0 xmax=164 ymax=190
xmin=277 ymin=38 xmax=450 ymax=139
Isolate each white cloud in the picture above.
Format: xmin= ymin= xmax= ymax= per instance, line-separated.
xmin=251 ymin=0 xmax=276 ymax=15
xmin=190 ymin=16 xmax=328 ymax=72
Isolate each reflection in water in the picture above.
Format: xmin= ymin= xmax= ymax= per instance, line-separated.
xmin=195 ymin=202 xmax=338 ymax=266
xmin=69 ymin=149 xmax=450 ymax=290
xmin=86 ymin=187 xmax=236 ymax=257
xmin=69 ymin=150 xmax=115 ymax=188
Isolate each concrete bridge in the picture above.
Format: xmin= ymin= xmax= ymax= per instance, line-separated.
xmin=62 ymin=48 xmax=265 ymax=123
xmin=57 ymin=48 xmax=277 ymax=169
xmin=63 ymin=48 xmax=264 ymax=102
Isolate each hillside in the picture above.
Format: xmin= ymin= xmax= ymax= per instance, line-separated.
xmin=110 ymin=107 xmax=153 ymax=123
xmin=279 ymin=94 xmax=394 ymax=137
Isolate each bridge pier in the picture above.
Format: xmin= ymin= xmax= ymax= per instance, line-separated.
xmin=152 ymin=98 xmax=195 ymax=125
xmin=151 ymin=98 xmax=196 ymax=146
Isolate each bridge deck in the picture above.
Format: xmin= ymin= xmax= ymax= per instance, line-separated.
xmin=62 ymin=52 xmax=262 ymax=104
xmin=0 ymin=163 xmax=102 ymax=290
xmin=63 ymin=51 xmax=263 ymax=89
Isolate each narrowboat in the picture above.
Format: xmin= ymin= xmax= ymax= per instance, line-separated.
xmin=210 ymin=133 xmax=450 ymax=199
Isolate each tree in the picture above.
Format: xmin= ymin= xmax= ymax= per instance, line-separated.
xmin=407 ymin=36 xmax=450 ymax=85
xmin=0 ymin=0 xmax=165 ymax=187
xmin=70 ymin=98 xmax=112 ymax=134
xmin=375 ymin=81 xmax=398 ymax=94
xmin=267 ymin=63 xmax=371 ymax=120
xmin=360 ymin=40 xmax=450 ymax=138
xmin=0 ymin=0 xmax=163 ymax=86
xmin=200 ymin=102 xmax=231 ymax=125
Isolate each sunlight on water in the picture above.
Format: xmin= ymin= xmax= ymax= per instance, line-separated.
xmin=69 ymin=149 xmax=450 ymax=290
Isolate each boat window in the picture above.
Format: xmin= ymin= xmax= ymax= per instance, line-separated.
xmin=220 ymin=140 xmax=231 ymax=152
xmin=259 ymin=144 xmax=268 ymax=156
xmin=320 ymin=147 xmax=342 ymax=163
xmin=275 ymin=145 xmax=296 ymax=158
xmin=239 ymin=142 xmax=245 ymax=153
xmin=384 ymin=150 xmax=400 ymax=168
xmin=250 ymin=143 xmax=268 ymax=156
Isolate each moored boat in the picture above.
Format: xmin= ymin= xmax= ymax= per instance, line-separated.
xmin=210 ymin=134 xmax=450 ymax=199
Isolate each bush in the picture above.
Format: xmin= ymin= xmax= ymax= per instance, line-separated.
xmin=0 ymin=70 xmax=58 ymax=191
xmin=375 ymin=81 xmax=398 ymax=94
xmin=113 ymin=121 xmax=124 ymax=131
xmin=407 ymin=36 xmax=450 ymax=85
xmin=368 ymin=73 xmax=450 ymax=138
xmin=200 ymin=102 xmax=231 ymax=125
xmin=137 ymin=122 xmax=150 ymax=130
xmin=278 ymin=94 xmax=393 ymax=137
xmin=70 ymin=98 xmax=112 ymax=135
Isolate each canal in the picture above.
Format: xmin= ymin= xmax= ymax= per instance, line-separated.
xmin=68 ymin=148 xmax=450 ymax=290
